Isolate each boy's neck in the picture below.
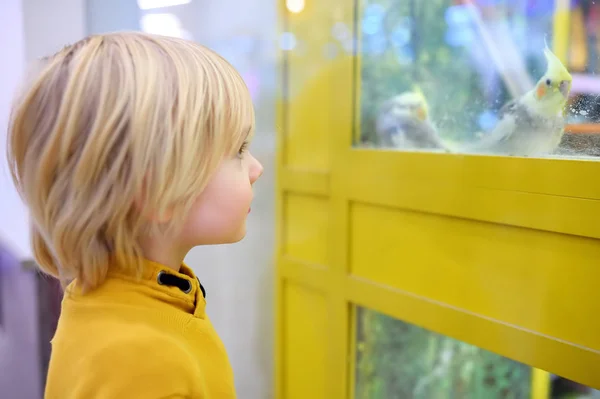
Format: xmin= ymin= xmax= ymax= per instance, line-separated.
xmin=139 ymin=237 xmax=187 ymax=272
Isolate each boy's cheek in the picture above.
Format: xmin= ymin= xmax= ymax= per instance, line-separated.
xmin=179 ymin=194 xmax=250 ymax=245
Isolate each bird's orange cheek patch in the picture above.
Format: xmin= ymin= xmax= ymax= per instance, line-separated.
xmin=536 ymin=84 xmax=547 ymax=99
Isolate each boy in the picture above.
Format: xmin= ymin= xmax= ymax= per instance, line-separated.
xmin=7 ymin=31 xmax=263 ymax=398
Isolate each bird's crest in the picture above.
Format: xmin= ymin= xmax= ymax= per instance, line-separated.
xmin=543 ymin=42 xmax=572 ymax=83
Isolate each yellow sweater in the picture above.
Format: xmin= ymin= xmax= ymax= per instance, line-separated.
xmin=45 ymin=261 xmax=236 ymax=399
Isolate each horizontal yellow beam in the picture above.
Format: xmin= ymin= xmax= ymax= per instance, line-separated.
xmin=345 ymin=275 xmax=600 ymax=389
xmin=345 ymin=149 xmax=600 ymax=200
xmin=342 ymin=150 xmax=600 ymax=240
xmin=279 ymin=168 xmax=330 ymax=196
xmin=279 ymin=256 xmax=332 ymax=292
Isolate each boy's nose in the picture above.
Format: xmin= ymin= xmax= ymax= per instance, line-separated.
xmin=249 ymin=154 xmax=263 ymax=184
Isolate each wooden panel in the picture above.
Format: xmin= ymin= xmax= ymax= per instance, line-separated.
xmin=284 ymin=194 xmax=329 ymax=265
xmin=283 ymin=283 xmax=328 ymax=399
xmin=349 ymin=202 xmax=600 ymax=352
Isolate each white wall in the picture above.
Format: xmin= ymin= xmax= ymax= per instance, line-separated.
xmin=0 ymin=0 xmax=30 ymax=260
xmin=22 ymin=0 xmax=86 ymax=62
xmin=86 ymin=0 xmax=139 ymax=35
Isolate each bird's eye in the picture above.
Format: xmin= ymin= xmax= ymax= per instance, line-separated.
xmin=546 ymin=78 xmax=552 ymax=86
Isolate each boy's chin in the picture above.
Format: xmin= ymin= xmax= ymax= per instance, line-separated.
xmin=191 ymin=224 xmax=247 ymax=246
xmin=232 ymin=228 xmax=247 ymax=243
xmin=220 ymin=226 xmax=247 ymax=244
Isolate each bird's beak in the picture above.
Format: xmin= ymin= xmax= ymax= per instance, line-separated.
xmin=416 ymin=106 xmax=427 ymax=121
xmin=559 ymin=80 xmax=571 ymax=98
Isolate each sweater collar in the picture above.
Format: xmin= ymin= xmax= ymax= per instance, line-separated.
xmin=134 ymin=260 xmax=207 ymax=319
xmin=70 ymin=259 xmax=207 ymax=319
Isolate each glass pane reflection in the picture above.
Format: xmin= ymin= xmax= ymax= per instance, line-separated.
xmin=355 ymin=307 xmax=532 ymax=399
xmin=357 ymin=0 xmax=600 ymax=158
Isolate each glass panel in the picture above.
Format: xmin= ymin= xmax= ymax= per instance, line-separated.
xmin=355 ymin=307 xmax=532 ymax=398
xmin=356 ymin=0 xmax=600 ymax=159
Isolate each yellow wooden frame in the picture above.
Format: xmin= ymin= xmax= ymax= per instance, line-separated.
xmin=275 ymin=1 xmax=600 ymax=398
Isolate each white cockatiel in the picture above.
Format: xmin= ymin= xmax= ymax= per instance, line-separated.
xmin=375 ymin=88 xmax=446 ymax=150
xmin=459 ymin=46 xmax=572 ymax=156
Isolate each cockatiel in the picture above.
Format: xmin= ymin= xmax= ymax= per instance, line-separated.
xmin=375 ymin=89 xmax=446 ymax=150
xmin=459 ymin=46 xmax=572 ymax=156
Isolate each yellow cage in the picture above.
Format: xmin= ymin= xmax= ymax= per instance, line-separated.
xmin=275 ymin=1 xmax=600 ymax=398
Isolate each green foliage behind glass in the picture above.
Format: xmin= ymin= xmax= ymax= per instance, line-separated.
xmin=359 ymin=0 xmax=490 ymax=145
xmin=355 ymin=307 xmax=532 ymax=399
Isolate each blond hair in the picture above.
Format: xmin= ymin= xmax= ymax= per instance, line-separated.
xmin=7 ymin=32 xmax=255 ymax=290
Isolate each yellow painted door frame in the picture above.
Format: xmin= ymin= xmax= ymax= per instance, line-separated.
xmin=275 ymin=1 xmax=600 ymax=398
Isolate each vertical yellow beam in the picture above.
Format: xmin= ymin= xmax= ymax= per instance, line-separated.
xmin=553 ymin=0 xmax=571 ymax=63
xmin=274 ymin=0 xmax=286 ymax=396
xmin=328 ymin=3 xmax=356 ymax=399
xmin=277 ymin=0 xmax=355 ymax=397
xmin=531 ymin=368 xmax=551 ymax=399
xmin=328 ymin=65 xmax=353 ymax=399
xmin=348 ymin=4 xmax=362 ymax=397
xmin=353 ymin=5 xmax=362 ymax=147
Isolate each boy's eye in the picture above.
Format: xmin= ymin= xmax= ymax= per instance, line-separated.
xmin=238 ymin=141 xmax=248 ymax=157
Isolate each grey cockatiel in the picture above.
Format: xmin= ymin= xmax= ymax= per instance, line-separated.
xmin=454 ymin=46 xmax=572 ymax=156
xmin=375 ymin=89 xmax=446 ymax=150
